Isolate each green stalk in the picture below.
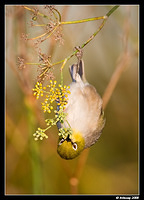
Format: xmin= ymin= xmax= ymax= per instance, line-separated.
xmin=25 ymin=98 xmax=43 ymax=194
xmin=81 ymin=5 xmax=120 ymax=48
xmin=60 ymin=16 xmax=106 ymax=25
xmin=52 ymin=5 xmax=120 ymax=67
xmin=106 ymin=5 xmax=120 ymax=17
xmin=61 ymin=70 xmax=63 ymax=86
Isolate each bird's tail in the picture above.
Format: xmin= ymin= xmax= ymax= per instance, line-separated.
xmin=69 ymin=59 xmax=86 ymax=83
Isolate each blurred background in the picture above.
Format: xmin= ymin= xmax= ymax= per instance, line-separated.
xmin=5 ymin=5 xmax=139 ymax=195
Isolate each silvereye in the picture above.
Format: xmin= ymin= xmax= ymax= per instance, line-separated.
xmin=57 ymin=59 xmax=105 ymax=159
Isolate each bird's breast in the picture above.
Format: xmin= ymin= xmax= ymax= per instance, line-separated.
xmin=64 ymin=82 xmax=103 ymax=141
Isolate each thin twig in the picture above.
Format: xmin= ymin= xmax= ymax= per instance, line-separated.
xmin=60 ymin=16 xmax=106 ymax=25
xmin=23 ymin=6 xmax=49 ymax=19
xmin=102 ymin=52 xmax=132 ymax=110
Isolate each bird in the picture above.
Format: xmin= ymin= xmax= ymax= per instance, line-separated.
xmin=57 ymin=59 xmax=105 ymax=159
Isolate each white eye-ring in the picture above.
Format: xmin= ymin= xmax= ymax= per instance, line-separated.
xmin=59 ymin=139 xmax=65 ymax=146
xmin=72 ymin=143 xmax=77 ymax=150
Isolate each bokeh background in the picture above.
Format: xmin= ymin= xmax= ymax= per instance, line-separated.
xmin=5 ymin=5 xmax=139 ymax=195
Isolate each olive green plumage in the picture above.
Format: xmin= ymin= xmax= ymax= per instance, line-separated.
xmin=57 ymin=131 xmax=85 ymax=160
xmin=57 ymin=59 xmax=105 ymax=159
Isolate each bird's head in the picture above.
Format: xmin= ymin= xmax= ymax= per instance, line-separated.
xmin=57 ymin=130 xmax=85 ymax=160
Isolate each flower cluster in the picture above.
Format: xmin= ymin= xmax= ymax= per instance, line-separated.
xmin=54 ymin=108 xmax=68 ymax=124
xmin=32 ymin=80 xmax=72 ymax=140
xmin=17 ymin=57 xmax=26 ymax=69
xmin=32 ymin=80 xmax=70 ymax=113
xmin=58 ymin=127 xmax=73 ymax=140
xmin=33 ymin=128 xmax=48 ymax=141
xmin=32 ymin=82 xmax=44 ymax=99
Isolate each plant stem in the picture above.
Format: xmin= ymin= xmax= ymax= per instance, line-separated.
xmin=45 ymin=24 xmax=60 ymax=40
xmin=60 ymin=69 xmax=64 ymax=86
xmin=29 ymin=31 xmax=48 ymax=41
xmin=23 ymin=6 xmax=49 ymax=19
xmin=53 ymin=7 xmax=62 ymax=22
xmin=60 ymin=16 xmax=106 ymax=25
xmin=81 ymin=18 xmax=106 ymax=48
xmin=106 ymin=5 xmax=120 ymax=17
xmin=53 ymin=6 xmax=119 ymax=67
xmin=25 ymin=63 xmax=47 ymax=66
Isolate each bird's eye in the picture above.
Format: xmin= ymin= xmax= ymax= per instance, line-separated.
xmin=59 ymin=139 xmax=65 ymax=146
xmin=72 ymin=143 xmax=77 ymax=150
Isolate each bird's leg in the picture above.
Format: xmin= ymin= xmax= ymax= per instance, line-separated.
xmin=74 ymin=46 xmax=83 ymax=66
